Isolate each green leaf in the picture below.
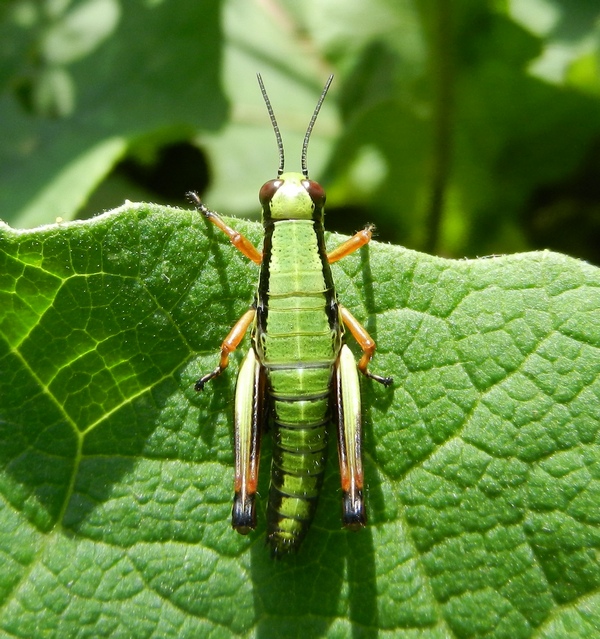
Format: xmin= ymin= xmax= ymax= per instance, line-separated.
xmin=1 ymin=205 xmax=600 ymax=638
xmin=4 ymin=1 xmax=600 ymax=262
xmin=0 ymin=0 xmax=226 ymax=227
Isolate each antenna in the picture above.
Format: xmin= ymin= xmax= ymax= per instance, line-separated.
xmin=257 ymin=74 xmax=285 ymax=177
xmin=301 ymin=75 xmax=334 ymax=178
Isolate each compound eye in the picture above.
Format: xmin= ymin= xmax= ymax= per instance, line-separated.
xmin=302 ymin=179 xmax=326 ymax=208
xmin=259 ymin=179 xmax=282 ymax=206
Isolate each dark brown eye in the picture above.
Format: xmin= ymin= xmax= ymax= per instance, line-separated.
xmin=259 ymin=179 xmax=282 ymax=206
xmin=302 ymin=179 xmax=326 ymax=208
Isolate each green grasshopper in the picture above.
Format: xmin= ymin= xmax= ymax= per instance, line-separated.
xmin=188 ymin=75 xmax=392 ymax=556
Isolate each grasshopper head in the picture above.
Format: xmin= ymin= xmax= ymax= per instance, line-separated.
xmin=259 ymin=171 xmax=326 ymax=222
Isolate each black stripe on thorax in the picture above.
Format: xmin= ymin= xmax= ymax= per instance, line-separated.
xmin=255 ymin=221 xmax=273 ymax=338
xmin=314 ymin=221 xmax=340 ymax=334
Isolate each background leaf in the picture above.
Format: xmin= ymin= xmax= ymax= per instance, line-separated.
xmin=0 ymin=0 xmax=226 ymax=227
xmin=2 ymin=0 xmax=600 ymax=261
xmin=1 ymin=207 xmax=600 ymax=638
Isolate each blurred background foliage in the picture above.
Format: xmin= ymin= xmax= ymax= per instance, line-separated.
xmin=1 ymin=0 xmax=600 ymax=263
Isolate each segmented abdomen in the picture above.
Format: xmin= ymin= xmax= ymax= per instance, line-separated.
xmin=255 ymin=219 xmax=340 ymax=555
xmin=266 ymin=363 xmax=332 ymax=555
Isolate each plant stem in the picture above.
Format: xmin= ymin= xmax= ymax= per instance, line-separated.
xmin=424 ymin=0 xmax=454 ymax=254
